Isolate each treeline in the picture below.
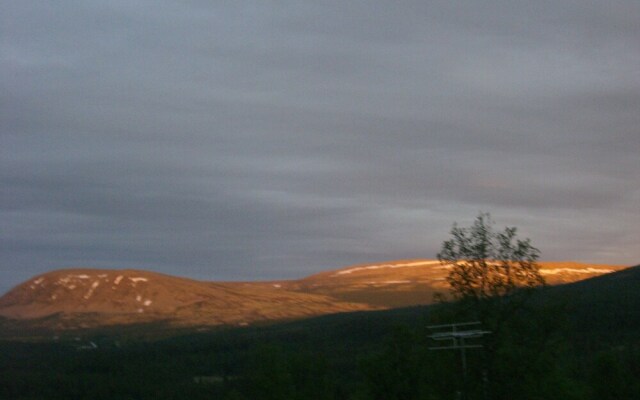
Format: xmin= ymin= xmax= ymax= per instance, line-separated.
xmin=1 ymin=301 xmax=638 ymax=400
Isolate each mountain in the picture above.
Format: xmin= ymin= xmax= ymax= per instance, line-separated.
xmin=288 ymin=260 xmax=625 ymax=307
xmin=2 ymin=265 xmax=637 ymax=400
xmin=0 ymin=260 xmax=626 ymax=336
xmin=0 ymin=269 xmax=375 ymax=331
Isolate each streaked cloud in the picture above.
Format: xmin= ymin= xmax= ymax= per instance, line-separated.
xmin=2 ymin=1 xmax=639 ymax=293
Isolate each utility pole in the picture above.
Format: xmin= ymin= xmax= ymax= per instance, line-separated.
xmin=428 ymin=321 xmax=490 ymax=400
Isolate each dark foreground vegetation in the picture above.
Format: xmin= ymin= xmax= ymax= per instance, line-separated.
xmin=1 ymin=265 xmax=639 ymax=400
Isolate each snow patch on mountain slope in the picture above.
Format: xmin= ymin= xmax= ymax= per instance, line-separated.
xmin=364 ymin=280 xmax=412 ymax=285
xmin=541 ymin=267 xmax=615 ymax=275
xmin=57 ymin=274 xmax=92 ymax=290
xmin=129 ymin=277 xmax=148 ymax=284
xmin=334 ymin=261 xmax=441 ymax=276
xmin=84 ymin=281 xmax=100 ymax=300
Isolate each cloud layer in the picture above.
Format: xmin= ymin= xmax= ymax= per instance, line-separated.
xmin=2 ymin=1 xmax=639 ymax=293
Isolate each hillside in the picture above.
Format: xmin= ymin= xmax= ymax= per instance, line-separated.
xmin=0 ymin=260 xmax=626 ymax=336
xmin=1 ymin=265 xmax=638 ymax=400
xmin=288 ymin=260 xmax=623 ymax=307
xmin=545 ymin=263 xmax=640 ymax=342
xmin=0 ymin=269 xmax=374 ymax=331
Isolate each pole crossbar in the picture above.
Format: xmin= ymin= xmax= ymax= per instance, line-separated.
xmin=430 ymin=329 xmax=491 ymax=340
xmin=426 ymin=321 xmax=491 ymax=399
xmin=429 ymin=345 xmax=484 ymax=350
xmin=427 ymin=321 xmax=481 ymax=330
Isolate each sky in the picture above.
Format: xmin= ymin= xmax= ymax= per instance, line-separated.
xmin=2 ymin=1 xmax=639 ymax=295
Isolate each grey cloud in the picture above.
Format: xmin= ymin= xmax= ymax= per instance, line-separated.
xmin=2 ymin=1 xmax=639 ymax=294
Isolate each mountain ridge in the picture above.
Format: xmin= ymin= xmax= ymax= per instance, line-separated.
xmin=0 ymin=260 xmax=627 ymax=334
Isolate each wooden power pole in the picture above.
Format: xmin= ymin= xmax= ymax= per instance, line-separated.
xmin=428 ymin=321 xmax=490 ymax=400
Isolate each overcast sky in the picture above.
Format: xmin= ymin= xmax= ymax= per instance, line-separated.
xmin=2 ymin=1 xmax=639 ymax=294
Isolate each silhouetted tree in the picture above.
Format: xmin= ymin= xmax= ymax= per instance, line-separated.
xmin=436 ymin=213 xmax=553 ymax=399
xmin=437 ymin=212 xmax=545 ymax=325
